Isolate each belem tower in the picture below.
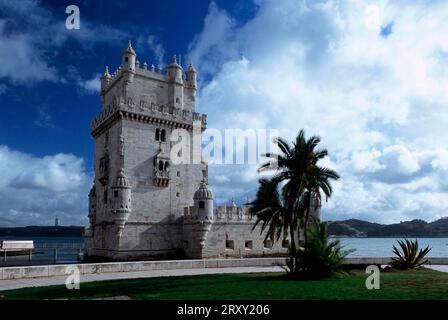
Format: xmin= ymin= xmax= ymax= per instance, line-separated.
xmin=84 ymin=41 xmax=321 ymax=260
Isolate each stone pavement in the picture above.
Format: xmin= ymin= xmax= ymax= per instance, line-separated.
xmin=0 ymin=266 xmax=284 ymax=291
xmin=426 ymin=265 xmax=448 ymax=273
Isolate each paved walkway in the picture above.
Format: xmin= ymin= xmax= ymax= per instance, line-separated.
xmin=0 ymin=266 xmax=285 ymax=291
xmin=426 ymin=265 xmax=448 ymax=273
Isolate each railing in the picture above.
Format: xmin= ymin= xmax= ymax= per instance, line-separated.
xmin=0 ymin=241 xmax=84 ymax=267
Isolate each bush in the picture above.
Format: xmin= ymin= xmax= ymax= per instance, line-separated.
xmin=390 ymin=239 xmax=431 ymax=270
xmin=300 ymin=221 xmax=354 ymax=278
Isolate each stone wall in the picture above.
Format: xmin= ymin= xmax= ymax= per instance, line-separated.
xmin=202 ymin=222 xmax=288 ymax=258
xmin=3 ymin=257 xmax=448 ymax=280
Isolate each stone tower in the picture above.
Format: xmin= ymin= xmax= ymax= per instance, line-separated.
xmin=84 ymin=41 xmax=207 ymax=260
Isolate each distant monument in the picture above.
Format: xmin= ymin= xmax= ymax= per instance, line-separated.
xmin=54 ymin=216 xmax=59 ymax=227
xmin=83 ymin=41 xmax=321 ymax=261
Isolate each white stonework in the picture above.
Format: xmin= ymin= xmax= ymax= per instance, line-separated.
xmin=84 ymin=41 xmax=321 ymax=261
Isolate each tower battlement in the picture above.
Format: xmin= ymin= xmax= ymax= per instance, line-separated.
xmin=93 ymin=41 xmax=203 ymax=138
xmin=90 ymin=99 xmax=207 ymax=136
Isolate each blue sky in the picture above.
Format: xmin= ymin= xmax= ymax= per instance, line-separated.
xmin=1 ymin=0 xmax=448 ymax=226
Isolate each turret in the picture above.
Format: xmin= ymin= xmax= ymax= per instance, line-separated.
xmin=111 ymin=168 xmax=132 ymax=237
xmin=166 ymin=55 xmax=183 ymax=84
xmin=186 ymin=63 xmax=197 ymax=89
xmin=309 ymin=192 xmax=322 ymax=222
xmin=193 ymin=178 xmax=214 ymax=221
xmin=88 ymin=185 xmax=97 ymax=226
xmin=100 ymin=66 xmax=111 ymax=92
xmin=122 ymin=40 xmax=136 ymax=72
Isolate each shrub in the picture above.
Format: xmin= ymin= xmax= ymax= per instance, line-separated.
xmin=300 ymin=221 xmax=354 ymax=278
xmin=390 ymin=239 xmax=431 ymax=270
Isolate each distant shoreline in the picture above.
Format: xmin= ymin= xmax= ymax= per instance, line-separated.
xmin=0 ymin=226 xmax=84 ymax=238
xmin=2 ymin=217 xmax=448 ymax=238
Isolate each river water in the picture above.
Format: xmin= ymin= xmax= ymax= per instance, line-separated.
xmin=1 ymin=236 xmax=447 ymax=266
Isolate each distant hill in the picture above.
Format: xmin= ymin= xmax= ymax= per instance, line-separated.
xmin=327 ymin=217 xmax=448 ymax=237
xmin=2 ymin=218 xmax=448 ymax=238
xmin=0 ymin=226 xmax=84 ymax=237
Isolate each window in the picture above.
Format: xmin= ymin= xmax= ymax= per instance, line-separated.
xmin=125 ymin=57 xmax=129 ymax=62
xmin=176 ymin=192 xmax=180 ymax=197
xmin=282 ymin=240 xmax=290 ymax=248
xmin=164 ymin=161 xmax=169 ymax=171
xmin=176 ymin=97 xmax=179 ymax=104
xmin=245 ymin=240 xmax=253 ymax=250
xmin=199 ymin=201 xmax=205 ymax=209
xmin=225 ymin=240 xmax=234 ymax=250
xmin=161 ymin=129 xmax=166 ymax=142
xmin=264 ymin=239 xmax=273 ymax=249
xmin=103 ymin=190 xmax=108 ymax=204
xmin=114 ymin=190 xmax=119 ymax=198
xmin=176 ymin=171 xmax=180 ymax=177
xmin=158 ymin=161 xmax=164 ymax=171
xmin=155 ymin=128 xmax=160 ymax=141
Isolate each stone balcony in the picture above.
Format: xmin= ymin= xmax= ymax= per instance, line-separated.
xmin=153 ymin=170 xmax=169 ymax=187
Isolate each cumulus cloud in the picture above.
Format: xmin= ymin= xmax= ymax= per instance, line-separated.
xmin=0 ymin=145 xmax=91 ymax=227
xmin=191 ymin=0 xmax=448 ymax=223
xmin=188 ymin=2 xmax=238 ymax=79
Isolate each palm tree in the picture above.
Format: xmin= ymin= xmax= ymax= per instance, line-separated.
xmin=255 ymin=129 xmax=340 ymax=273
xmin=251 ymin=178 xmax=295 ymax=270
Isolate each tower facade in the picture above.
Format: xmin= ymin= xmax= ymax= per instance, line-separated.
xmin=84 ymin=41 xmax=304 ymax=261
xmin=84 ymin=41 xmax=207 ymax=260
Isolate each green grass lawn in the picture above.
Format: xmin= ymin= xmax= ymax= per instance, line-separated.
xmin=1 ymin=268 xmax=448 ymax=300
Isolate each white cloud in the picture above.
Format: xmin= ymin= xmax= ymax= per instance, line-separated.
xmin=78 ymin=73 xmax=101 ymax=94
xmin=431 ymin=149 xmax=448 ymax=171
xmin=188 ymin=2 xmax=238 ymax=79
xmin=350 ymin=149 xmax=383 ymax=173
xmin=0 ymin=0 xmax=128 ymax=84
xmin=146 ymin=35 xmax=165 ymax=68
xmin=192 ymin=0 xmax=448 ymax=223
xmin=0 ymin=145 xmax=91 ymax=227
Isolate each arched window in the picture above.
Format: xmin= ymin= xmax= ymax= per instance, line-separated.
xmin=199 ymin=201 xmax=205 ymax=209
xmin=155 ymin=128 xmax=160 ymax=141
xmin=164 ymin=161 xmax=169 ymax=172
xmin=158 ymin=161 xmax=164 ymax=171
xmin=161 ymin=129 xmax=166 ymax=142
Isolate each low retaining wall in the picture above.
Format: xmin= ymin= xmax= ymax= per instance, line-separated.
xmin=1 ymin=257 xmax=448 ymax=280
xmin=0 ymin=258 xmax=286 ymax=280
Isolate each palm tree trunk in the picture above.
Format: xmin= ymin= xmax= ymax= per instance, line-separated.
xmin=300 ymin=191 xmax=312 ymax=272
xmin=288 ymin=215 xmax=296 ymax=273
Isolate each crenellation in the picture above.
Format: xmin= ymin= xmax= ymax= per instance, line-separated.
xmin=91 ymin=100 xmax=207 ymax=135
